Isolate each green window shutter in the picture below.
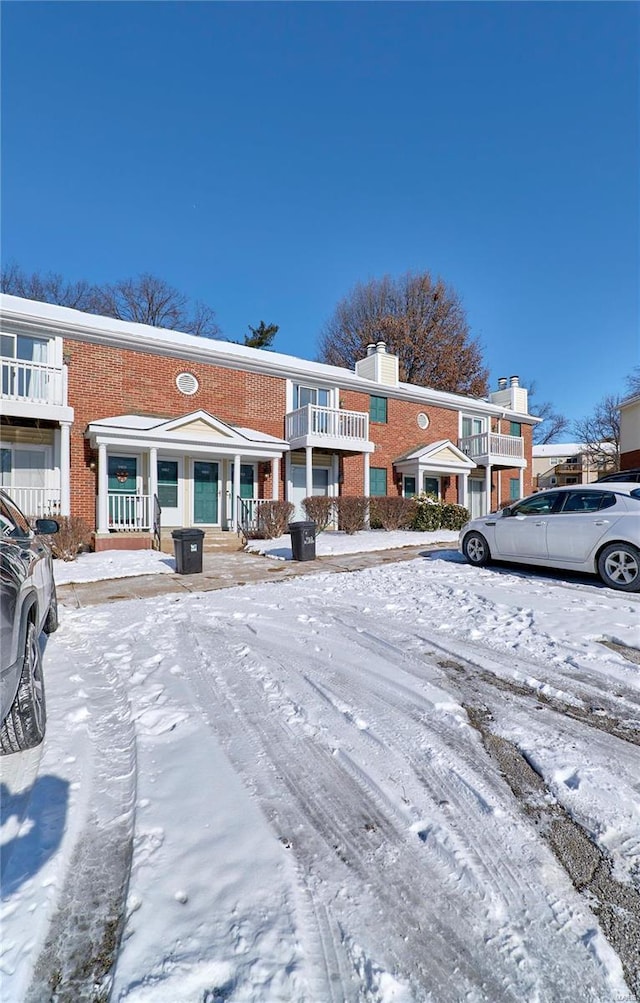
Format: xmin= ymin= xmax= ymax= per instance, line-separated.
xmin=509 ymin=478 xmax=520 ymax=500
xmin=370 ymin=396 xmax=387 ymax=423
xmin=369 ymin=467 xmax=387 ymax=496
xmin=510 ymin=421 xmax=522 ymax=436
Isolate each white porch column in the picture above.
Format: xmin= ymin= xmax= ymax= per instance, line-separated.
xmin=271 ymin=457 xmax=280 ymax=500
xmin=233 ymin=453 xmax=241 ymax=530
xmin=149 ymin=446 xmax=158 ymax=515
xmin=484 ymin=464 xmax=492 ymax=515
xmin=331 ymin=453 xmax=339 ymax=497
xmin=59 ymin=421 xmax=71 ymax=516
xmin=519 ymin=468 xmax=524 ymax=499
xmin=305 ymin=446 xmax=313 ymax=499
xmin=363 ymin=453 xmax=370 ymax=497
xmin=97 ymin=442 xmax=109 ymax=533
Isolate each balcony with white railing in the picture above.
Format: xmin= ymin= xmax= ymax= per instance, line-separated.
xmin=1 ymin=357 xmax=68 ymax=406
xmin=458 ymin=432 xmax=526 ymax=468
xmin=285 ymin=405 xmax=373 ymax=452
xmin=8 ymin=487 xmax=61 ymax=519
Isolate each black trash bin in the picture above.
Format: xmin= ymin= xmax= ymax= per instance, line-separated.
xmin=171 ymin=527 xmax=205 ymax=574
xmin=288 ymin=521 xmax=317 ymax=562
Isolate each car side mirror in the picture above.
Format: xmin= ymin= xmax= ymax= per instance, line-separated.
xmin=35 ymin=518 xmax=59 ymax=535
xmin=501 ymin=507 xmax=513 ymax=517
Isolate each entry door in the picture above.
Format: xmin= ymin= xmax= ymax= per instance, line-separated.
xmin=468 ymin=479 xmax=484 ymax=519
xmin=290 ymin=465 xmax=329 ymax=521
xmin=193 ymin=461 xmax=219 ymax=524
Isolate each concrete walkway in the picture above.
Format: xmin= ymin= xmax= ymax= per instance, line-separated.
xmin=57 ymin=543 xmax=453 ymax=608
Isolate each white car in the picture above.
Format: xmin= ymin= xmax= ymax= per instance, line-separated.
xmin=459 ymin=483 xmax=640 ymax=592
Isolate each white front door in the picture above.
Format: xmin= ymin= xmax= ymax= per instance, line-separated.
xmin=290 ymin=465 xmax=329 ymax=521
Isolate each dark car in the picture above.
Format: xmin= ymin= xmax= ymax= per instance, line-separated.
xmin=596 ymin=469 xmax=640 ymax=484
xmin=0 ymin=490 xmax=59 ymax=754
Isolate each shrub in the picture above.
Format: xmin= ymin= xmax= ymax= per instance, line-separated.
xmin=302 ymin=496 xmax=335 ymax=533
xmin=42 ymin=515 xmax=92 ymax=561
xmin=244 ymin=500 xmax=294 ymax=540
xmin=336 ymin=496 xmax=368 ymax=535
xmin=410 ymin=493 xmax=442 ymax=532
xmin=369 ymin=496 xmax=416 ymax=531
xmin=440 ymin=503 xmax=470 ymax=530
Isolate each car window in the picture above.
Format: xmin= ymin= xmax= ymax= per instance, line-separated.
xmin=560 ymin=491 xmax=616 ymax=514
xmin=0 ymin=497 xmax=31 ymax=538
xmin=511 ymin=492 xmax=562 ymax=516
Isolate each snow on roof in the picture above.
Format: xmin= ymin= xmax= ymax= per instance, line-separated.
xmin=533 ymin=443 xmax=584 ymax=456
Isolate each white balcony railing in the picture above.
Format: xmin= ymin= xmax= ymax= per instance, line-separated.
xmin=285 ymin=405 xmax=369 ymax=444
xmin=459 ymin=432 xmax=524 ymax=463
xmin=108 ymin=493 xmax=151 ymax=531
xmin=8 ymin=487 xmax=61 ymax=519
xmin=1 ymin=357 xmax=68 ymax=406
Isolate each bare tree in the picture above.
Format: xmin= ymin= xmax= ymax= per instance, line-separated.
xmin=318 ymin=272 xmax=488 ymax=396
xmin=1 ymin=262 xmax=94 ymax=310
xmin=1 ymin=264 xmax=221 ymax=338
xmin=625 ymin=366 xmax=640 ymax=397
xmin=91 ymin=273 xmax=220 ymax=337
xmin=573 ymin=394 xmax=621 ymax=469
xmin=526 ymin=381 xmax=570 ymax=444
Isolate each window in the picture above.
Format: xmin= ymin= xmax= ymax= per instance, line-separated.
xmin=370 ymin=396 xmax=388 ymax=423
xmin=369 ymin=467 xmax=387 ymax=496
xmin=509 ymin=421 xmax=522 ymax=437
xmin=157 ymin=460 xmax=178 ymax=508
xmin=423 ymin=476 xmax=440 ymax=498
xmin=293 ymin=385 xmax=329 ymax=409
xmin=509 ymin=478 xmax=520 ymax=501
xmin=231 ymin=463 xmax=255 ymax=499
xmin=560 ymin=491 xmax=615 ymax=514
xmin=403 ymin=476 xmax=416 ymax=498
xmin=462 ymin=416 xmax=484 ymax=437
xmin=511 ymin=492 xmax=562 ymax=516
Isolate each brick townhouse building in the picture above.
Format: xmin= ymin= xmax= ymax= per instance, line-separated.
xmin=0 ymin=294 xmax=537 ymax=550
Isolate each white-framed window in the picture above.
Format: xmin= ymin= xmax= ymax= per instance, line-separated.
xmin=293 ymin=384 xmax=330 ymax=409
xmin=0 ymin=333 xmax=50 ymax=363
xmin=461 ymin=415 xmax=485 ymax=437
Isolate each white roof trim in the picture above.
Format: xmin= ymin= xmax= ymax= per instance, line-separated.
xmin=86 ymin=410 xmax=289 ymax=455
xmin=1 ymin=294 xmax=537 ymax=421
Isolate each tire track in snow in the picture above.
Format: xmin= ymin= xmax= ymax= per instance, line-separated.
xmin=25 ymin=636 xmax=136 ymax=1003
xmin=177 ymin=614 xmax=619 ymax=1003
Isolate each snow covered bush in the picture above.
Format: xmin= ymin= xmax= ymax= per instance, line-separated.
xmin=440 ymin=503 xmax=470 ymax=530
xmin=410 ymin=493 xmax=442 ymax=531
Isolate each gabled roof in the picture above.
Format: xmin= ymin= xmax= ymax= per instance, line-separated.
xmin=86 ymin=410 xmax=289 ymax=455
xmin=393 ymin=439 xmax=476 ymax=471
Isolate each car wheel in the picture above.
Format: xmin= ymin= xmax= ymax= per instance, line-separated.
xmin=463 ymin=531 xmax=491 ymax=567
xmin=43 ymin=583 xmax=59 ymax=634
xmin=0 ymin=619 xmax=46 ymax=754
xmin=597 ymin=542 xmax=640 ymax=593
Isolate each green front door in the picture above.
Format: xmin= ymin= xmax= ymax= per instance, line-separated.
xmin=194 ymin=461 xmax=218 ymax=524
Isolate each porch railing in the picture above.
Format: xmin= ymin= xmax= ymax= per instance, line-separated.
xmin=8 ymin=487 xmax=61 ymax=519
xmin=108 ymin=493 xmax=151 ymax=531
xmin=458 ymin=432 xmax=524 ymax=462
xmin=1 ymin=358 xmax=68 ymax=406
xmin=285 ymin=405 xmax=369 ymax=443
xmin=237 ymin=496 xmax=270 ymax=537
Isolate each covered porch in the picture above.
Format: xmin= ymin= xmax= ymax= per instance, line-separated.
xmin=86 ymin=411 xmax=289 ymax=550
xmin=393 ymin=439 xmax=477 ymax=509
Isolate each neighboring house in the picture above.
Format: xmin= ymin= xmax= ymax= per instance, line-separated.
xmin=619 ymin=393 xmax=640 ymax=470
xmin=532 ymin=443 xmax=616 ymax=489
xmin=0 ymin=295 xmax=537 ymax=549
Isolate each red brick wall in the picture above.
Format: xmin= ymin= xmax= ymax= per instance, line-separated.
xmin=621 ymin=448 xmax=640 ymax=469
xmin=64 ymin=337 xmax=533 ymax=525
xmin=65 ymin=339 xmax=286 ymax=524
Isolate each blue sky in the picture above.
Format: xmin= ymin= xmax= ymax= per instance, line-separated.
xmin=2 ymin=1 xmax=638 ymax=425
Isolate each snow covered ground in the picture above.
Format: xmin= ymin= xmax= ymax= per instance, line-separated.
xmin=2 ymin=548 xmax=639 ymax=1002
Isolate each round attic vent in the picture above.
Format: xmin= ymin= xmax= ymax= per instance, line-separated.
xmin=176 ymin=372 xmax=199 ymax=396
xmin=417 ymin=412 xmax=429 ymax=430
